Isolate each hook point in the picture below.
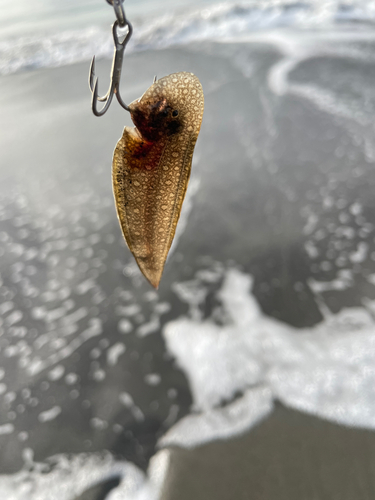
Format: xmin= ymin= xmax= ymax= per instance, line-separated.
xmin=89 ymin=56 xmax=97 ymax=91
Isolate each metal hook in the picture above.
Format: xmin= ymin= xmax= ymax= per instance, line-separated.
xmin=89 ymin=1 xmax=133 ymax=116
xmin=106 ymin=0 xmax=126 ymax=28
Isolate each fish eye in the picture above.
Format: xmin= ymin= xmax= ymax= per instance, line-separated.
xmin=172 ymin=110 xmax=179 ymax=117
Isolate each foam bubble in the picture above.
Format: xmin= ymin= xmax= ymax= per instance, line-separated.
xmin=0 ymin=424 xmax=14 ymax=435
xmin=0 ymin=450 xmax=170 ymax=500
xmin=107 ymin=343 xmax=126 ymax=366
xmin=161 ymin=267 xmax=375 ymax=447
xmin=38 ymin=406 xmax=62 ymax=423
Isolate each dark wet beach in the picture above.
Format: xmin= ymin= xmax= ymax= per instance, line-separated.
xmin=1 ymin=27 xmax=375 ymax=499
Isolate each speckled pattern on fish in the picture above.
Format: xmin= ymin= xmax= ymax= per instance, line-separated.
xmin=112 ymin=72 xmax=204 ymax=288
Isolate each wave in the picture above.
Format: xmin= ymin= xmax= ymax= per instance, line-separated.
xmin=0 ymin=0 xmax=374 ymax=75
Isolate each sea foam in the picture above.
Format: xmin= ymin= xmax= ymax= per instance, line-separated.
xmin=161 ymin=268 xmax=375 ymax=447
xmin=0 ymin=0 xmax=374 ymax=75
xmin=3 ymin=265 xmax=375 ymax=497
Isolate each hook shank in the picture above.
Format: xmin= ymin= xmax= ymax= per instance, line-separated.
xmin=89 ymin=0 xmax=133 ymax=117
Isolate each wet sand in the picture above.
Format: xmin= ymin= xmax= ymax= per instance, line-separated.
xmin=161 ymin=403 xmax=375 ymax=500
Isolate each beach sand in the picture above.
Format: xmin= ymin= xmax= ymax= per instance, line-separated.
xmin=1 ymin=34 xmax=375 ymax=498
xmin=161 ymin=403 xmax=375 ymax=500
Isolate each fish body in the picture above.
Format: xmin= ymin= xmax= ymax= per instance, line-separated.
xmin=112 ymin=72 xmax=204 ymax=288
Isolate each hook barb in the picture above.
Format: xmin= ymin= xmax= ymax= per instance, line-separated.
xmin=91 ymin=75 xmax=114 ymax=117
xmin=89 ymin=55 xmax=95 ymax=92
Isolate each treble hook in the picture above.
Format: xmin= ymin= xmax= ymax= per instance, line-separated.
xmin=89 ymin=8 xmax=133 ymax=116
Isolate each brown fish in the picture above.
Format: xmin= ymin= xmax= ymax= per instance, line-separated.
xmin=112 ymin=72 xmax=204 ymax=288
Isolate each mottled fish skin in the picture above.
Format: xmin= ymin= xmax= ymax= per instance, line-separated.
xmin=112 ymin=72 xmax=204 ymax=288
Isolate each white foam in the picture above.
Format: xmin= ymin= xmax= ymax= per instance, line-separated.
xmin=137 ymin=315 xmax=160 ymax=337
xmin=38 ymin=406 xmax=62 ymax=423
xmin=262 ymin=29 xmax=375 ymax=163
xmin=0 ymin=301 xmax=14 ymax=315
xmin=118 ymin=318 xmax=134 ymax=334
xmin=144 ymin=374 xmax=162 ymax=386
xmin=26 ymin=318 xmax=102 ymax=377
xmin=308 ymin=269 xmax=354 ymax=292
xmin=0 ymin=424 xmax=14 ymax=436
xmin=161 ymin=267 xmax=375 ymax=448
xmin=1 ymin=1 xmax=374 ymax=75
xmin=160 ymin=386 xmax=273 ymax=447
xmin=107 ymin=342 xmax=126 ymax=366
xmin=350 ymin=241 xmax=369 ymax=263
xmin=119 ymin=393 xmax=145 ymax=423
xmin=48 ymin=365 xmax=65 ymax=381
xmin=0 ymin=449 xmax=170 ymax=500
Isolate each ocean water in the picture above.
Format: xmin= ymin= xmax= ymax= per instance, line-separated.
xmin=1 ymin=0 xmax=375 ymax=75
xmin=0 ymin=0 xmax=231 ymax=74
xmin=1 ymin=0 xmax=375 ymax=499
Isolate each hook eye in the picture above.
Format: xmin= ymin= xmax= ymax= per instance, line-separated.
xmin=112 ymin=19 xmax=133 ymax=50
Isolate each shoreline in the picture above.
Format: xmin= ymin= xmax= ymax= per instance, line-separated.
xmin=2 ymin=34 xmax=375 ymax=500
xmin=160 ymin=403 xmax=375 ymax=500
